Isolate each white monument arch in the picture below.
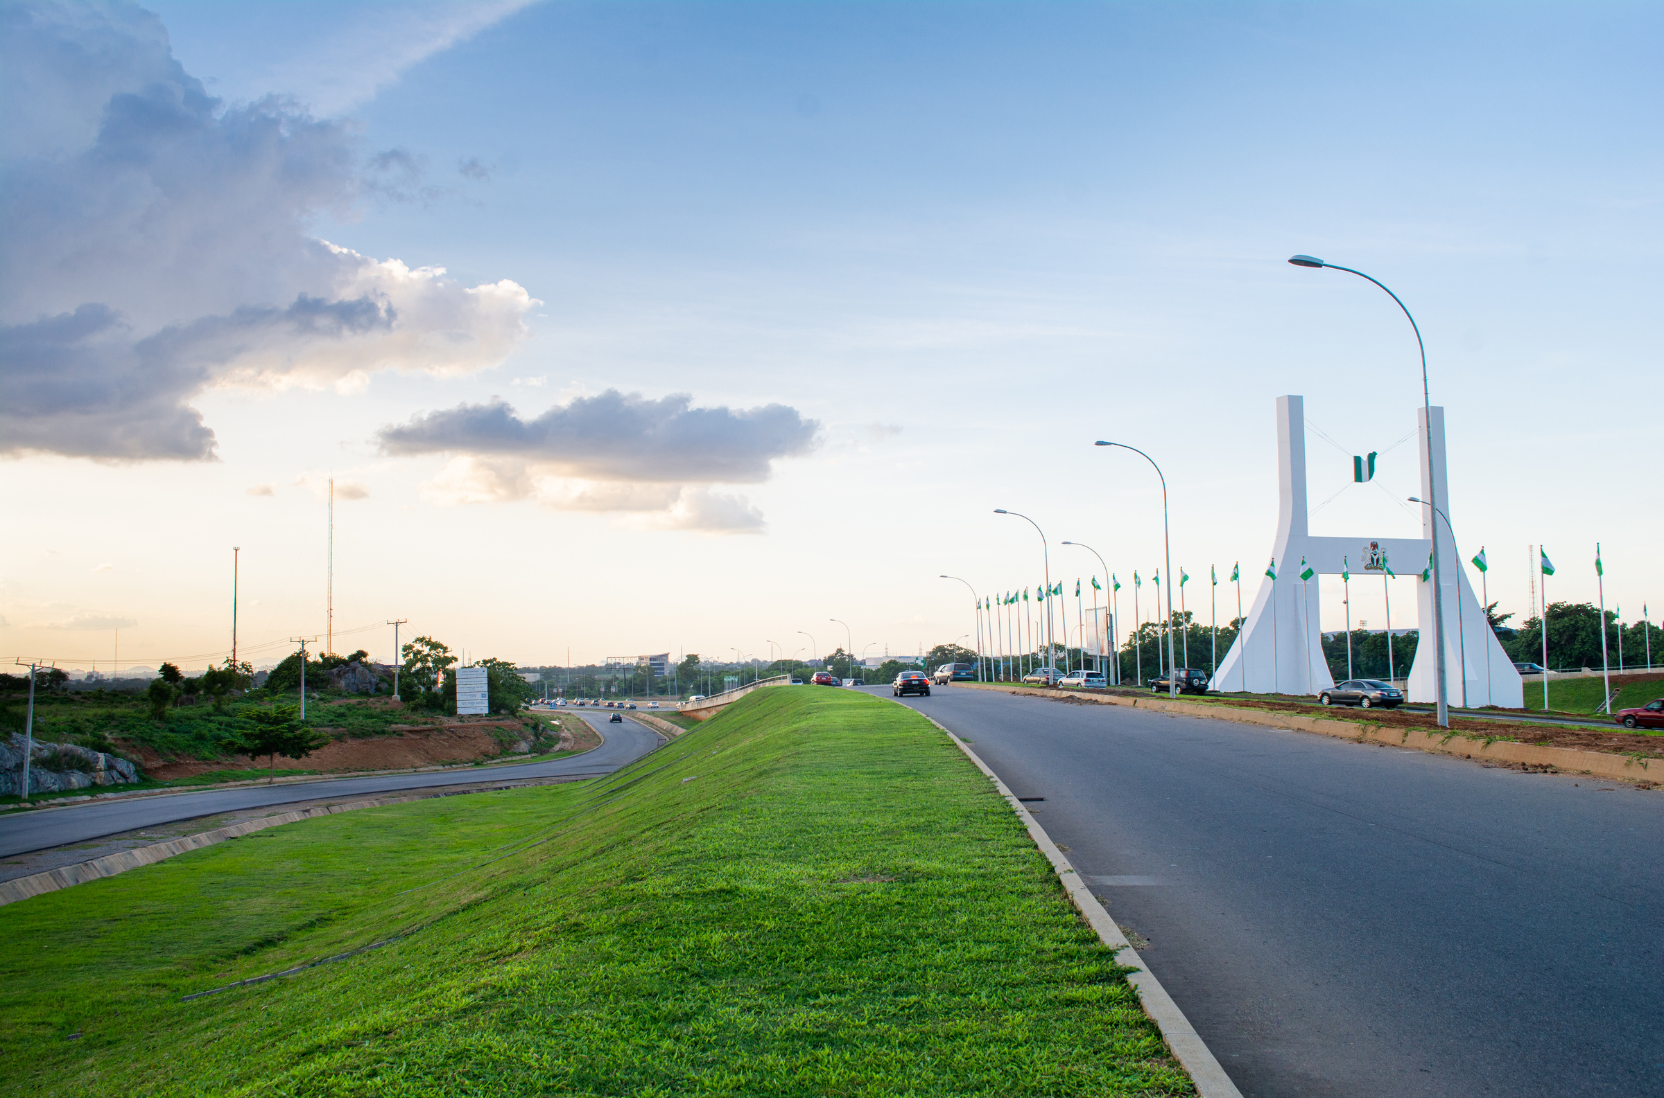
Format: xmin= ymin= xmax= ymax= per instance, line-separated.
xmin=1209 ymin=395 xmax=1521 ymax=708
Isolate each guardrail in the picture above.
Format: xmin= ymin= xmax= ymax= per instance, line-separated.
xmin=678 ymin=675 xmax=793 ymax=720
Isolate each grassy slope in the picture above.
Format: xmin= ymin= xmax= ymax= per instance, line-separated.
xmin=1 ymin=688 xmax=1189 ymax=1097
xmin=1521 ymin=674 xmax=1664 ymax=716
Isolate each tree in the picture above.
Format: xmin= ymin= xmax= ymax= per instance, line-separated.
xmin=201 ymin=658 xmax=253 ymax=713
xmin=478 ymin=657 xmax=537 ymax=714
xmin=925 ymin=643 xmax=978 ymax=671
xmin=401 ymin=636 xmax=457 ymax=709
xmin=238 ymin=706 xmax=331 ymax=783
xmin=146 ymin=677 xmax=175 ymax=721
xmin=266 ymin=650 xmax=324 ymax=694
xmin=158 ymin=662 xmax=183 ymax=684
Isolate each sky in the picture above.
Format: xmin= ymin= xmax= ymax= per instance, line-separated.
xmin=2 ymin=0 xmax=1659 ymax=675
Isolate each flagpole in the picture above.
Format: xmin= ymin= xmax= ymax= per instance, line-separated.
xmin=1480 ymin=551 xmax=1491 ymax=703
xmin=1211 ymin=566 xmax=1218 ymax=682
xmin=1235 ymin=567 xmax=1244 ymax=692
xmin=1597 ymin=544 xmax=1611 ymax=714
xmin=1541 ymin=552 xmax=1551 ymax=711
xmin=1134 ymin=575 xmax=1142 ymax=687
xmin=1180 ymin=570 xmax=1189 ymax=669
xmin=1271 ymin=562 xmax=1280 ymax=694
xmin=1383 ymin=570 xmax=1394 ymax=686
xmin=1113 ymin=581 xmax=1121 ymax=685
xmin=1344 ymin=560 xmax=1353 ymax=680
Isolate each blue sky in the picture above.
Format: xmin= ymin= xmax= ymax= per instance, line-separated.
xmin=4 ymin=1 xmax=1658 ymax=671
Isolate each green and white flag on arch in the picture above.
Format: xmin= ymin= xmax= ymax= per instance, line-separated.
xmin=1299 ymin=558 xmax=1315 ymax=582
xmin=1231 ymin=562 xmax=1240 ymax=583
xmin=1471 ymin=547 xmax=1488 ymax=573
xmin=1265 ymin=558 xmax=1278 ymax=581
xmin=1541 ymin=549 xmax=1556 ymax=577
xmin=1384 ymin=556 xmax=1397 ymax=579
xmin=1420 ymin=554 xmax=1433 ymax=582
xmin=1341 ymin=557 xmax=1350 ymax=583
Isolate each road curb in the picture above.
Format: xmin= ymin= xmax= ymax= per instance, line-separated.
xmin=0 ymin=775 xmax=603 ymax=908
xmin=905 ymin=705 xmax=1243 ymax=1098
xmin=960 ymin=683 xmax=1657 ymax=784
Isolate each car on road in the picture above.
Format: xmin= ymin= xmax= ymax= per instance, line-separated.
xmin=1059 ymin=670 xmax=1107 ymax=688
xmin=1319 ymin=679 xmax=1404 ymax=708
xmin=1513 ymin=662 xmax=1548 ymax=675
xmin=688 ymin=695 xmax=706 ymax=703
xmin=810 ymin=671 xmax=839 ymax=686
xmin=790 ymin=678 xmax=804 ymax=685
xmin=893 ymin=671 xmax=930 ymax=696
xmin=1615 ymin=699 xmax=1664 ymax=730
xmin=609 ymin=712 xmax=623 ymax=723
xmin=1146 ymin=668 xmax=1211 ymax=694
xmin=932 ymin=662 xmax=978 ymax=684
xmin=1022 ymin=666 xmax=1066 ymax=686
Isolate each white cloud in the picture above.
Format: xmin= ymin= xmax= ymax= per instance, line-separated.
xmin=247 ymin=483 xmax=276 ymax=497
xmin=295 ymin=474 xmax=371 ymax=500
xmin=37 ymin=612 xmax=139 ymax=630
xmin=0 ymin=2 xmax=537 ymax=462
xmin=92 ymin=562 xmax=113 ymax=572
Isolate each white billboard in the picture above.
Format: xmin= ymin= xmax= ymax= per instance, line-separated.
xmin=455 ymin=666 xmax=489 ymax=715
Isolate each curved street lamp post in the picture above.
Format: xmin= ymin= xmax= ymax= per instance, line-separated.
xmin=830 ymin=619 xmax=853 ymax=683
xmin=1093 ymin=443 xmax=1177 ymax=698
xmin=940 ymin=575 xmax=985 ymax=681
xmin=1290 ymin=254 xmax=1448 ymax=727
xmin=1410 ymin=497 xmax=1468 ymax=709
xmin=994 ymin=510 xmax=1055 ymax=669
xmin=1061 ymin=541 xmax=1116 ymax=684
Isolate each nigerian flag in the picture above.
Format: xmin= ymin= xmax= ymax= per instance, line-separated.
xmin=1092 ymin=576 xmax=1102 ymax=592
xmin=1134 ymin=571 xmax=1141 ymax=588
xmin=1075 ymin=578 xmax=1081 ymax=598
xmin=1265 ymin=558 xmax=1278 ymax=581
xmin=1420 ymin=554 xmax=1433 ymax=582
xmin=1113 ymin=574 xmax=1122 ymax=592
xmin=1230 ymin=562 xmax=1239 ymax=583
xmin=1180 ymin=567 xmax=1189 ymax=587
xmin=1541 ymin=549 xmax=1555 ymax=577
xmin=1595 ymin=547 xmax=1603 ymax=576
xmin=1023 ymin=587 xmax=1030 ymax=602
xmin=1472 ymin=547 xmax=1488 ymax=573
xmin=1153 ymin=569 xmax=1161 ymax=587
xmin=1053 ymin=582 xmax=1063 ymax=597
xmin=1211 ymin=565 xmax=1218 ymax=586
xmin=1384 ymin=556 xmax=1397 ymax=579
xmin=1341 ymin=557 xmax=1350 ymax=583
xmin=1299 ymin=558 xmax=1315 ymax=582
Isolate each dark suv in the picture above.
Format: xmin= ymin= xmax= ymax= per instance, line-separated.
xmin=1148 ymin=668 xmax=1211 ymax=695
xmin=933 ymin=662 xmax=977 ymax=684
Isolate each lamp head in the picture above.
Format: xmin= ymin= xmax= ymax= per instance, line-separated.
xmin=1288 ymin=254 xmax=1326 ymax=268
xmin=993 ymin=508 xmax=1008 ymax=514
xmin=1408 ymin=496 xmax=1424 ymax=504
xmin=1060 ymin=540 xmax=1073 ymax=545
xmin=1094 ymin=440 xmax=1112 ymax=447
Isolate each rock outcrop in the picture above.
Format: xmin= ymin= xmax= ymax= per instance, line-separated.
xmin=0 ymin=734 xmax=141 ymax=796
xmin=327 ymin=660 xmax=392 ymax=695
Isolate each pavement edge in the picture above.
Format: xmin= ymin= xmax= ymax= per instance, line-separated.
xmin=910 ymin=706 xmax=1244 ymax=1098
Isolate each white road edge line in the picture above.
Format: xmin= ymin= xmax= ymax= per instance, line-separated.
xmin=909 ymin=705 xmax=1244 ymax=1098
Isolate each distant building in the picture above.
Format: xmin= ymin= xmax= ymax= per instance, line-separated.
xmin=519 ymin=671 xmax=541 ymax=682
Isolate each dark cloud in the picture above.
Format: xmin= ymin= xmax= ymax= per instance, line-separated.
xmin=0 ymin=1 xmax=533 ymax=462
xmin=458 ymin=156 xmax=494 ymax=181
xmin=379 ymin=390 xmax=820 ymax=483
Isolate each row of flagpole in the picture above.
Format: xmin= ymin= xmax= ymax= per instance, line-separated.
xmin=963 ymin=542 xmax=1650 ymax=699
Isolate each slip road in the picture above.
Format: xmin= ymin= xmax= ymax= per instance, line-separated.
xmin=870 ymin=684 xmax=1663 ymax=1098
xmin=0 ymin=713 xmax=660 ymax=860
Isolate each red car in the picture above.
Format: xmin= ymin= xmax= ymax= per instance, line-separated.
xmin=810 ymin=671 xmax=839 ymax=686
xmin=1616 ymin=699 xmax=1664 ymax=730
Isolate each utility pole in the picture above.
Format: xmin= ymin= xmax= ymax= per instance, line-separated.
xmin=386 ymin=619 xmax=408 ymax=701
xmin=232 ymin=546 xmax=241 ymax=669
xmin=13 ymin=659 xmax=50 ymax=803
xmin=327 ymin=478 xmax=334 ymax=657
xmin=290 ymin=637 xmax=317 ymax=720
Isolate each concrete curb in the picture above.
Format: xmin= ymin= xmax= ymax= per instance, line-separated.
xmin=960 ymin=683 xmax=1657 ymax=784
xmin=906 ymin=705 xmax=1243 ymax=1098
xmin=0 ymin=777 xmax=599 ymax=908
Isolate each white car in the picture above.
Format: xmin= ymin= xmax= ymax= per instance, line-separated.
xmin=1058 ymin=670 xmax=1107 ymax=688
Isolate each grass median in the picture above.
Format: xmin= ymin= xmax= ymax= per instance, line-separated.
xmin=1 ymin=687 xmax=1191 ymax=1097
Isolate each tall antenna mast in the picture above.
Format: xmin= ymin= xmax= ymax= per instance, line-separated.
xmin=327 ymin=477 xmax=334 ymax=657
xmin=232 ymin=546 xmax=240 ymax=668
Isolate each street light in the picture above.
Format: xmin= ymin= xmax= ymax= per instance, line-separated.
xmin=767 ymin=639 xmax=781 ymax=678
xmin=798 ymin=630 xmax=817 ymax=666
xmin=1093 ymin=443 xmax=1177 ymax=698
xmin=1060 ymin=542 xmax=1115 ymax=684
xmin=940 ymin=575 xmax=984 ymax=681
xmin=830 ymin=618 xmax=852 ymax=683
xmin=1410 ymin=497 xmax=1468 ymax=709
xmin=1290 ymin=254 xmax=1449 ymax=727
xmin=993 ymin=509 xmax=1055 ymax=668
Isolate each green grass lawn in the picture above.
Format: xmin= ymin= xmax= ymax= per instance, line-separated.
xmin=0 ymin=688 xmax=1189 ymax=1097
xmin=1521 ymin=675 xmax=1664 ymax=716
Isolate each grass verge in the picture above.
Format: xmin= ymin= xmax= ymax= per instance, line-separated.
xmin=1 ymin=688 xmax=1189 ymax=1096
xmin=1520 ymin=673 xmax=1664 ymax=716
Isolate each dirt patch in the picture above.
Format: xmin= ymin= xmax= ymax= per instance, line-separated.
xmin=129 ymin=723 xmax=532 ymax=781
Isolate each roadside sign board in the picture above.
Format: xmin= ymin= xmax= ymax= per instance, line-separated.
xmin=455 ymin=666 xmax=489 ymax=715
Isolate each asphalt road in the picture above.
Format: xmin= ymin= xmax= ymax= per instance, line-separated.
xmin=0 ymin=712 xmax=660 ymax=859
xmin=867 ymin=684 xmax=1663 ymax=1098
